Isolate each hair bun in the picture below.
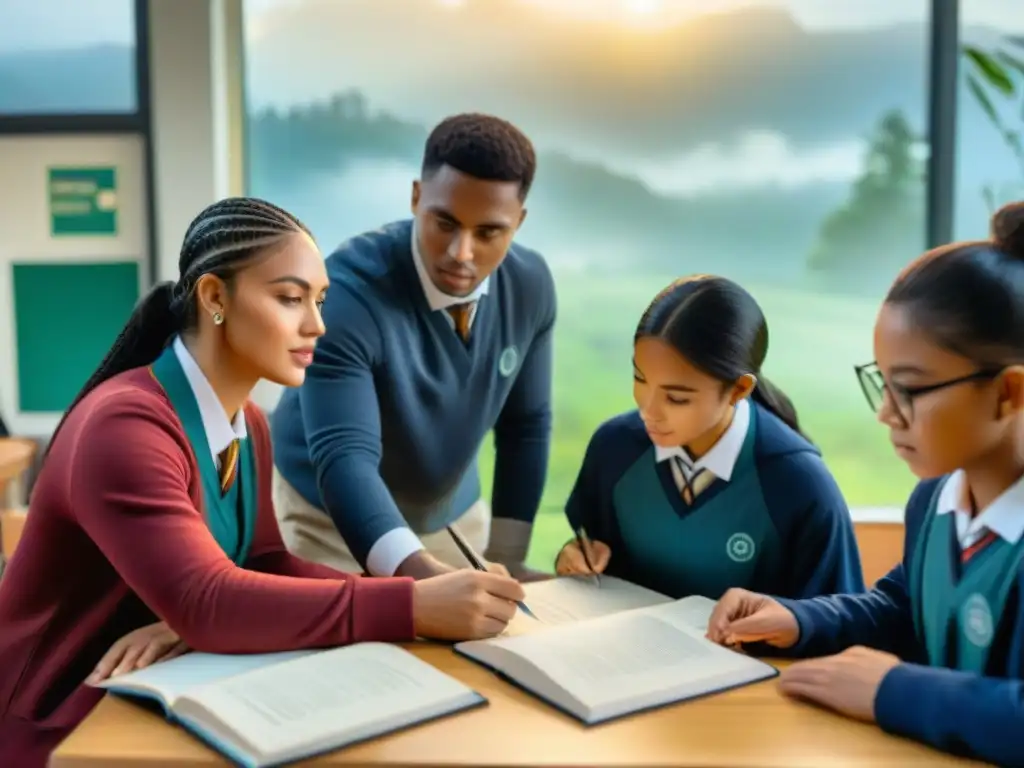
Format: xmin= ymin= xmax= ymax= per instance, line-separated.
xmin=992 ymin=201 xmax=1024 ymax=259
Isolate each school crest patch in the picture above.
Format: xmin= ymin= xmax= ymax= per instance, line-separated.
xmin=961 ymin=592 xmax=995 ymax=648
xmin=726 ymin=532 xmax=756 ymax=563
xmin=498 ymin=346 xmax=519 ymax=377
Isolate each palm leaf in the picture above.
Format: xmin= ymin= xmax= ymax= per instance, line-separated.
xmin=964 ymin=45 xmax=1016 ymax=95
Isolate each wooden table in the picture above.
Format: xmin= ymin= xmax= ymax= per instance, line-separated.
xmin=0 ymin=437 xmax=35 ymax=558
xmin=0 ymin=437 xmax=34 ymax=498
xmin=52 ymin=644 xmax=982 ymax=768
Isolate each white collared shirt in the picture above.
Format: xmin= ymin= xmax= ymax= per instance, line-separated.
xmin=172 ymin=336 xmax=247 ymax=466
xmin=360 ymin=226 xmax=493 ymax=578
xmin=935 ymin=469 xmax=1024 ymax=548
xmin=654 ymin=398 xmax=751 ymax=494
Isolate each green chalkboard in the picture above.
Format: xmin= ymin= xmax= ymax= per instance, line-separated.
xmin=13 ymin=261 xmax=140 ymax=412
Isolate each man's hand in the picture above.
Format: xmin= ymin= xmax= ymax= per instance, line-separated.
xmin=394 ymin=550 xmax=551 ymax=582
xmin=485 ymin=561 xmax=511 ymax=577
xmin=395 ymin=551 xmax=456 ymax=580
xmin=507 ymin=563 xmax=553 ymax=582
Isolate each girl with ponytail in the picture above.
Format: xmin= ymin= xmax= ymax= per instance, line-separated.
xmin=0 ymin=197 xmax=524 ymax=767
xmin=556 ymin=274 xmax=864 ymax=603
xmin=704 ymin=203 xmax=1024 ymax=766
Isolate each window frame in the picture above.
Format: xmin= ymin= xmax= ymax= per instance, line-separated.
xmin=926 ymin=0 xmax=958 ymax=248
xmin=236 ymin=0 xmax=962 ymax=523
xmin=0 ymin=0 xmax=157 ymax=319
xmin=0 ymin=0 xmax=150 ymax=134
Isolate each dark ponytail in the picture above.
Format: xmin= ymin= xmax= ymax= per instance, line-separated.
xmin=47 ymin=196 xmax=310 ymax=453
xmin=635 ymin=275 xmax=808 ymax=439
xmin=69 ymin=281 xmax=183 ymax=417
xmin=749 ymin=377 xmax=803 ymax=437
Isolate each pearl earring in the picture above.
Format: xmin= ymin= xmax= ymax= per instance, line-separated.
xmin=213 ymin=312 xmax=224 ymax=325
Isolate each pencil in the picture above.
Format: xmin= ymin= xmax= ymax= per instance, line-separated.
xmin=446 ymin=525 xmax=539 ymax=620
xmin=576 ymin=527 xmax=601 ymax=586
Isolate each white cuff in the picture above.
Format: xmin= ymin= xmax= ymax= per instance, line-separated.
xmin=365 ymin=527 xmax=425 ymax=577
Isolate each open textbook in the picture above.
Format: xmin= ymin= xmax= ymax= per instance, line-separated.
xmin=93 ymin=642 xmax=486 ymax=768
xmin=458 ymin=588 xmax=775 ymax=725
xmin=505 ymin=574 xmax=715 ymax=636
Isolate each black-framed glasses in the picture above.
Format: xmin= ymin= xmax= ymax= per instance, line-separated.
xmin=854 ymin=361 xmax=1002 ymax=423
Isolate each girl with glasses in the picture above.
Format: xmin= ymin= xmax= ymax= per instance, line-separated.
xmin=706 ymin=202 xmax=1024 ymax=766
xmin=555 ymin=275 xmax=864 ymax=602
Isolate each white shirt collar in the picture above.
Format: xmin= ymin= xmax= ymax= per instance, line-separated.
xmin=935 ymin=469 xmax=1024 ymax=545
xmin=172 ymin=336 xmax=247 ymax=459
xmin=653 ymin=398 xmax=750 ymax=482
xmin=410 ymin=222 xmax=490 ymax=311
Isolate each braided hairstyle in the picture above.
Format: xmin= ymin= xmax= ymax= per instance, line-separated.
xmin=49 ymin=196 xmax=309 ymax=449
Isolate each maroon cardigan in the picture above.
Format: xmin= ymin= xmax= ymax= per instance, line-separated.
xmin=0 ymin=367 xmax=415 ymax=766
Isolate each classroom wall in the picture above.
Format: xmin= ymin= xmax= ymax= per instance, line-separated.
xmin=148 ymin=0 xmax=223 ymax=285
xmin=0 ymin=1 xmax=277 ymax=446
xmin=146 ymin=0 xmax=284 ymax=410
xmin=0 ymin=135 xmax=148 ymax=437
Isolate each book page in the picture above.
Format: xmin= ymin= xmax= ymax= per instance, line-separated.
xmin=503 ymin=575 xmax=671 ymax=636
xmin=503 ymin=612 xmax=731 ymax=702
xmin=174 ymin=642 xmax=477 ymax=759
xmin=468 ymin=599 xmax=770 ymax=721
xmin=667 ymin=595 xmax=717 ymax=634
xmin=94 ymin=649 xmax=313 ymax=706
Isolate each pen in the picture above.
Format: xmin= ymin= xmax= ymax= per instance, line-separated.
xmin=446 ymin=525 xmax=540 ymax=620
xmin=576 ymin=527 xmax=601 ymax=586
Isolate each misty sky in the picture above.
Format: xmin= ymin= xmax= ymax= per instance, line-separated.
xmin=3 ymin=0 xmax=1018 ymax=227
xmin=2 ymin=0 xmax=1021 ymax=52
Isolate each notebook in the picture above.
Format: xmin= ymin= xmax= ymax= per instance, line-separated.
xmin=456 ymin=597 xmax=776 ymax=725
xmin=93 ymin=642 xmax=486 ymax=768
xmin=504 ymin=574 xmax=713 ymax=636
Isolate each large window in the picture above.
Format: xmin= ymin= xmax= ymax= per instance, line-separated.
xmin=0 ymin=0 xmax=136 ymax=114
xmin=244 ymin=0 xmax=930 ymax=566
xmin=955 ymin=3 xmax=1024 ymax=239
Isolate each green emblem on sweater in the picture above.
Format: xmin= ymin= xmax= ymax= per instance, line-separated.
xmin=498 ymin=346 xmax=519 ymax=377
xmin=726 ymin=532 xmax=755 ymax=563
xmin=961 ymin=593 xmax=995 ymax=648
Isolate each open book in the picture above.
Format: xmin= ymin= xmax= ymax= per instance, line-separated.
xmin=456 ymin=597 xmax=776 ymax=725
xmin=505 ymin=574 xmax=714 ymax=636
xmin=93 ymin=642 xmax=485 ymax=768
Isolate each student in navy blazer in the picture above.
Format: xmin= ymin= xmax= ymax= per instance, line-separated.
xmin=707 ymin=202 xmax=1024 ymax=767
xmin=556 ymin=275 xmax=865 ymax=601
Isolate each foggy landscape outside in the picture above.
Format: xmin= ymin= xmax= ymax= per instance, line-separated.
xmin=6 ymin=0 xmax=1022 ymax=566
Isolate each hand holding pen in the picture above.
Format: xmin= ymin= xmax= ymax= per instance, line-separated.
xmin=446 ymin=525 xmax=541 ymax=620
xmin=411 ymin=569 xmax=527 ymax=641
xmin=555 ymin=528 xmax=610 ymax=584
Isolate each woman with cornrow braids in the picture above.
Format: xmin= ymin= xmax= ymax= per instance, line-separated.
xmin=0 ymin=197 xmax=525 ymax=767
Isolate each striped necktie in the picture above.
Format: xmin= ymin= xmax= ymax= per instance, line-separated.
xmin=961 ymin=529 xmax=997 ymax=564
xmin=676 ymin=458 xmax=715 ymax=505
xmin=218 ymin=439 xmax=240 ymax=495
xmin=447 ymin=302 xmax=475 ymax=342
